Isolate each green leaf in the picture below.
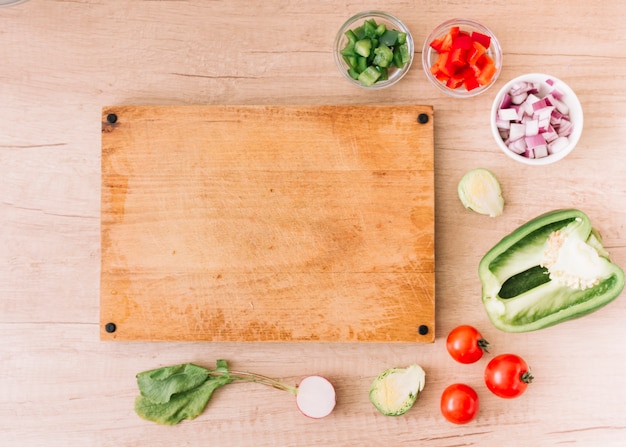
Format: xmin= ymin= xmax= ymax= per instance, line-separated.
xmin=136 ymin=363 xmax=210 ymax=404
xmin=135 ymin=375 xmax=234 ymax=425
xmin=214 ymin=359 xmax=229 ymax=374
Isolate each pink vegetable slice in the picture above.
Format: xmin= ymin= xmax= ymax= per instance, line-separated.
xmin=295 ymin=375 xmax=336 ymax=419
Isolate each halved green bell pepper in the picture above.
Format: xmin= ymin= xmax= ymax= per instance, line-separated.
xmin=479 ymin=209 xmax=624 ymax=332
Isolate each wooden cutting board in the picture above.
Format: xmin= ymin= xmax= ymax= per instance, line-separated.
xmin=100 ymin=105 xmax=435 ymax=342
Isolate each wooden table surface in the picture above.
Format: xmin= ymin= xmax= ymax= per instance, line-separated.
xmin=2 ymin=1 xmax=625 ymax=446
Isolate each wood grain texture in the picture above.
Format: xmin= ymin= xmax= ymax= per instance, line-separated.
xmin=100 ymin=105 xmax=435 ymax=342
xmin=2 ymin=0 xmax=626 ymax=446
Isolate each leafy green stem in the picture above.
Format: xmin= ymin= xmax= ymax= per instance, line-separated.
xmin=210 ymin=369 xmax=298 ymax=394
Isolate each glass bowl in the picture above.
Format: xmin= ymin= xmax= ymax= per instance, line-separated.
xmin=0 ymin=0 xmax=29 ymax=5
xmin=334 ymin=11 xmax=414 ymax=90
xmin=422 ymin=18 xmax=502 ymax=98
xmin=491 ymin=73 xmax=583 ymax=165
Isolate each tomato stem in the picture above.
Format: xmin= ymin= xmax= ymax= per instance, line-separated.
xmin=478 ymin=338 xmax=490 ymax=353
xmin=521 ymin=370 xmax=534 ymax=384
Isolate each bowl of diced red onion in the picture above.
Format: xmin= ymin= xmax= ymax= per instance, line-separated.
xmin=491 ymin=73 xmax=583 ymax=165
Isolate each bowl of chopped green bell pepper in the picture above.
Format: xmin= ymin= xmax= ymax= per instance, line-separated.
xmin=334 ymin=11 xmax=414 ymax=89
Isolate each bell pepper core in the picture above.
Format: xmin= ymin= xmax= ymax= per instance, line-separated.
xmin=479 ymin=209 xmax=625 ymax=333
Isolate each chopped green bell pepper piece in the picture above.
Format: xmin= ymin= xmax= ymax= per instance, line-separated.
xmin=354 ymin=38 xmax=372 ymax=58
xmin=340 ymin=41 xmax=356 ymax=58
xmin=363 ymin=19 xmax=379 ymax=38
xmin=356 ymin=55 xmax=368 ymax=73
xmin=342 ymin=54 xmax=357 ymax=69
xmin=353 ymin=25 xmax=366 ymax=40
xmin=357 ymin=65 xmax=381 ymax=86
xmin=377 ymin=66 xmax=388 ymax=81
xmin=347 ymin=67 xmax=360 ymax=80
xmin=380 ymin=29 xmax=399 ymax=46
xmin=372 ymin=44 xmax=393 ymax=68
xmin=479 ymin=209 xmax=625 ymax=332
xmin=344 ymin=29 xmax=358 ymax=44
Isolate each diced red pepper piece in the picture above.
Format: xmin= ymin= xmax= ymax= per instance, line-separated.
xmin=471 ymin=31 xmax=491 ymax=49
xmin=464 ymin=74 xmax=480 ymax=91
xmin=475 ymin=55 xmax=497 ymax=85
xmin=434 ymin=70 xmax=449 ymax=82
xmin=452 ymin=33 xmax=473 ymax=50
xmin=430 ymin=33 xmax=452 ymax=53
xmin=474 ymin=53 xmax=490 ymax=69
xmin=429 ymin=35 xmax=446 ymax=52
xmin=449 ymin=47 xmax=467 ymax=67
xmin=445 ymin=75 xmax=464 ymax=89
xmin=434 ymin=51 xmax=455 ymax=77
xmin=467 ymin=41 xmax=487 ymax=66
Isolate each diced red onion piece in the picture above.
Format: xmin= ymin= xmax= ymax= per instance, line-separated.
xmin=498 ymin=108 xmax=519 ymax=121
xmin=522 ymin=94 xmax=540 ymax=116
xmin=534 ymin=144 xmax=549 ymax=158
xmin=548 ymin=136 xmax=570 ymax=154
xmin=509 ymin=122 xmax=525 ymax=141
xmin=525 ymin=119 xmax=539 ymax=137
xmin=545 ymin=93 xmax=569 ymax=115
xmin=500 ymin=94 xmax=513 ymax=109
xmin=508 ymin=138 xmax=527 ymax=154
xmin=509 ymin=82 xmax=530 ymax=96
xmin=524 ymin=133 xmax=547 ymax=149
xmin=511 ymin=92 xmax=528 ymax=104
xmin=542 ymin=125 xmax=559 ymax=142
xmin=557 ymin=119 xmax=574 ymax=137
xmin=496 ymin=117 xmax=511 ymax=130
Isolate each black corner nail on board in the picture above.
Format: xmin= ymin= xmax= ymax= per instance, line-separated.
xmin=105 ymin=322 xmax=117 ymax=333
xmin=417 ymin=113 xmax=429 ymax=124
xmin=106 ymin=113 xmax=118 ymax=124
xmin=418 ymin=325 xmax=429 ymax=335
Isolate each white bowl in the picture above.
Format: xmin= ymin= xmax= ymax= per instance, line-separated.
xmin=491 ymin=73 xmax=583 ymax=165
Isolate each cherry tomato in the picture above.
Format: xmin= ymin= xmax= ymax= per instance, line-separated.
xmin=446 ymin=325 xmax=490 ymax=364
xmin=484 ymin=353 xmax=534 ymax=399
xmin=440 ymin=383 xmax=479 ymax=424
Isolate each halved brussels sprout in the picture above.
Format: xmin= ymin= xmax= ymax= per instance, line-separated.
xmin=369 ymin=364 xmax=426 ymax=416
xmin=458 ymin=168 xmax=504 ymax=217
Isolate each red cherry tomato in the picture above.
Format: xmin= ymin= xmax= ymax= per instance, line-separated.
xmin=440 ymin=383 xmax=479 ymax=424
xmin=446 ymin=325 xmax=490 ymax=364
xmin=484 ymin=353 xmax=534 ymax=399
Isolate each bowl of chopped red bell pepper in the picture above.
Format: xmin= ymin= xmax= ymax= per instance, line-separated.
xmin=491 ymin=73 xmax=583 ymax=165
xmin=422 ymin=18 xmax=502 ymax=98
xmin=334 ymin=11 xmax=414 ymax=89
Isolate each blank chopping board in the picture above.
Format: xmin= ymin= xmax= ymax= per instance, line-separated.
xmin=100 ymin=105 xmax=435 ymax=342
